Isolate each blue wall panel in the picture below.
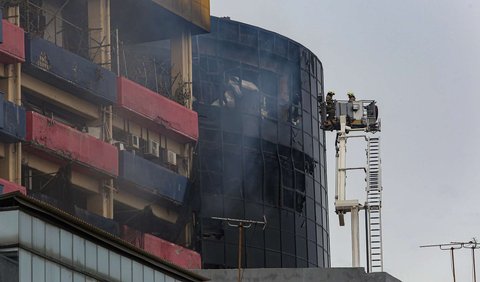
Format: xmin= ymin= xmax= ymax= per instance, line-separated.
xmin=0 ymin=95 xmax=26 ymax=143
xmin=24 ymin=35 xmax=117 ymax=104
xmin=119 ymin=150 xmax=188 ymax=204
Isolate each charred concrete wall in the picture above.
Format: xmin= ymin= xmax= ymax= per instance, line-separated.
xmin=192 ymin=17 xmax=328 ymax=269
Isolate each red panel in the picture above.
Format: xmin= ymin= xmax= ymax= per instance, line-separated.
xmin=26 ymin=111 xmax=118 ymax=176
xmin=0 ymin=178 xmax=26 ymax=195
xmin=121 ymin=225 xmax=202 ymax=269
xmin=117 ymin=77 xmax=198 ymax=142
xmin=0 ymin=20 xmax=25 ymax=64
xmin=143 ymin=233 xmax=202 ymax=269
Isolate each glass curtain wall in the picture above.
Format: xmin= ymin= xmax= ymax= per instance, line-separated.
xmin=192 ymin=17 xmax=330 ymax=269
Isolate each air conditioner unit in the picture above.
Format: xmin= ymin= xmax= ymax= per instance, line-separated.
xmin=145 ymin=140 xmax=160 ymax=158
xmin=114 ymin=142 xmax=126 ymax=151
xmin=167 ymin=150 xmax=177 ymax=165
xmin=128 ymin=134 xmax=140 ymax=149
xmin=87 ymin=126 xmax=102 ymax=139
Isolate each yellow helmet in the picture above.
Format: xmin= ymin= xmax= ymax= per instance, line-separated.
xmin=347 ymin=91 xmax=355 ymax=97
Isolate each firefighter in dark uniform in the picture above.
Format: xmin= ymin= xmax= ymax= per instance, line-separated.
xmin=325 ymin=91 xmax=336 ymax=126
xmin=347 ymin=92 xmax=356 ymax=102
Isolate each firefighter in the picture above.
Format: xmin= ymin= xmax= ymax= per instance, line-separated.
xmin=326 ymin=91 xmax=336 ymax=123
xmin=347 ymin=92 xmax=356 ymax=102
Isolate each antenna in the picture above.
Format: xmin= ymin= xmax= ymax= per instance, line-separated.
xmin=420 ymin=239 xmax=480 ymax=282
xmin=211 ymin=216 xmax=267 ymax=282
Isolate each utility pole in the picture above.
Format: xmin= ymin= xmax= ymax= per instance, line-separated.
xmin=211 ymin=216 xmax=267 ymax=282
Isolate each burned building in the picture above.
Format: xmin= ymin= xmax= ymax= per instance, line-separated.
xmin=0 ymin=0 xmax=210 ymax=273
xmin=0 ymin=0 xmax=330 ymax=274
xmin=192 ymin=17 xmax=330 ymax=269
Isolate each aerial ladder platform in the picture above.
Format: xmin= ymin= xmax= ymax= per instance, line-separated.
xmin=321 ymin=96 xmax=383 ymax=272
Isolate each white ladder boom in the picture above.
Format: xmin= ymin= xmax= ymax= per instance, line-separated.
xmin=366 ymin=137 xmax=383 ymax=272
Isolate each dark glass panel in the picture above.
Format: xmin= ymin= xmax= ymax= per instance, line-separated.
xmin=303 ymin=113 xmax=312 ymax=135
xmin=246 ymin=247 xmax=265 ymax=268
xmin=306 ymin=176 xmax=314 ymax=198
xmin=296 ymin=236 xmax=307 ymax=259
xmin=200 ymin=171 xmax=222 ymax=195
xmin=281 ymin=210 xmax=294 ymax=232
xmin=278 ymin=124 xmax=292 ymax=147
xmin=265 ymin=251 xmax=281 ymax=268
xmin=223 ymin=150 xmax=243 ymax=198
xmin=264 ymin=228 xmax=281 ymax=251
xmin=295 ymin=192 xmax=306 ymax=214
xmin=295 ymin=213 xmax=307 ymax=238
xmin=302 ymin=90 xmax=311 ymax=113
xmin=307 ymin=219 xmax=316 ymax=242
xmin=203 ymin=241 xmax=225 ymax=267
xmin=264 ymin=156 xmax=280 ymax=206
xmin=243 ymin=150 xmax=263 ymax=203
xmin=308 ymin=240 xmax=318 ymax=265
xmin=283 ymin=189 xmax=294 ymax=209
xmin=261 ymin=118 xmax=278 ymax=143
xmin=295 ymin=170 xmax=306 ymax=192
xmin=306 ymin=198 xmax=315 ymax=220
xmin=281 ymin=232 xmax=295 ymax=255
xmin=242 ymin=114 xmax=260 ymax=137
xmin=240 ymin=25 xmax=258 ymax=48
xmin=273 ymin=35 xmax=288 ymax=57
xmin=281 ymin=253 xmax=296 ymax=268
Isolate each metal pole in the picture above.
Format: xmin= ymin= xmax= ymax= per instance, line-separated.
xmin=238 ymin=223 xmax=243 ymax=282
xmin=365 ymin=206 xmax=370 ymax=272
xmin=451 ymin=248 xmax=456 ymax=282
xmin=115 ymin=29 xmax=120 ymax=76
xmin=351 ymin=206 xmax=360 ymax=267
xmin=473 ymin=247 xmax=477 ymax=282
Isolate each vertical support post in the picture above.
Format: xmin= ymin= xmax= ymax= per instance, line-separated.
xmin=351 ymin=206 xmax=360 ymax=267
xmin=87 ymin=0 xmax=114 ymax=218
xmin=88 ymin=0 xmax=111 ymax=67
xmin=0 ymin=7 xmax=22 ymax=184
xmin=171 ymin=27 xmax=193 ymax=109
xmin=365 ymin=206 xmax=370 ymax=272
xmin=451 ymin=247 xmax=456 ymax=282
xmin=336 ymin=115 xmax=347 ymax=202
xmin=238 ymin=223 xmax=243 ymax=282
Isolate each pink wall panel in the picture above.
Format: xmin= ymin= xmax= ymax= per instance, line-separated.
xmin=26 ymin=111 xmax=118 ymax=176
xmin=0 ymin=20 xmax=25 ymax=64
xmin=117 ymin=77 xmax=199 ymax=142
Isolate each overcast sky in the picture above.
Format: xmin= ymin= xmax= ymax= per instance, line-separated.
xmin=211 ymin=1 xmax=480 ymax=281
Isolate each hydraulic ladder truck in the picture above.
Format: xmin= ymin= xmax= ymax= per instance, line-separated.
xmin=321 ymin=97 xmax=383 ymax=272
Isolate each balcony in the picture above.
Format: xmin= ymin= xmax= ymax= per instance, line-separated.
xmin=0 ymin=178 xmax=26 ymax=195
xmin=117 ymin=77 xmax=198 ymax=142
xmin=0 ymin=19 xmax=25 ymax=64
xmin=24 ymin=36 xmax=117 ymax=104
xmin=111 ymin=0 xmax=210 ymax=43
xmin=0 ymin=95 xmax=26 ymax=143
xmin=121 ymin=225 xmax=201 ymax=270
xmin=119 ymin=150 xmax=188 ymax=204
xmin=25 ymin=111 xmax=118 ymax=177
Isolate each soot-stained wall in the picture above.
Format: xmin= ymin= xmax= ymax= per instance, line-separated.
xmin=192 ymin=17 xmax=330 ymax=269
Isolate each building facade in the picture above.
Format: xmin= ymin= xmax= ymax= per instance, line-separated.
xmin=192 ymin=17 xmax=330 ymax=269
xmin=0 ymin=1 xmax=330 ymax=272
xmin=0 ymin=194 xmax=208 ymax=282
xmin=0 ymin=0 xmax=209 ymax=269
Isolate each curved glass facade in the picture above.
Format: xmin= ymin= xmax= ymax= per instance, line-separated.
xmin=192 ymin=17 xmax=330 ymax=269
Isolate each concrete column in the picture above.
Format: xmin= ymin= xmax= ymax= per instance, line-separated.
xmin=351 ymin=206 xmax=360 ymax=267
xmin=87 ymin=181 xmax=114 ymax=219
xmin=170 ymin=28 xmax=193 ymax=109
xmin=88 ymin=0 xmax=111 ymax=68
xmin=0 ymin=7 xmax=22 ymax=184
xmin=87 ymin=0 xmax=114 ymax=218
